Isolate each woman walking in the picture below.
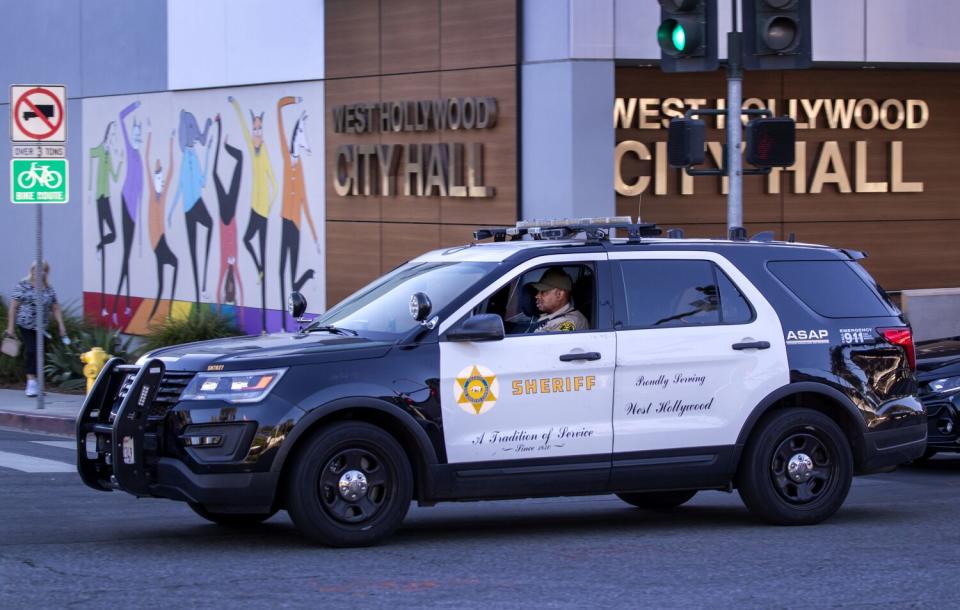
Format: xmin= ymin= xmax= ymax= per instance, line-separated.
xmin=5 ymin=262 xmax=67 ymax=397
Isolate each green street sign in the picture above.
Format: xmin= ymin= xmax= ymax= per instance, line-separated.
xmin=10 ymin=158 xmax=68 ymax=204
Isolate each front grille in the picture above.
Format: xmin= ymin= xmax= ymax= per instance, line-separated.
xmin=114 ymin=370 xmax=195 ymax=417
xmin=151 ymin=372 xmax=195 ymax=416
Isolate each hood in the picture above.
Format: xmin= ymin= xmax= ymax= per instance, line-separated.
xmin=141 ymin=332 xmax=393 ymax=372
xmin=916 ymin=336 xmax=960 ymax=379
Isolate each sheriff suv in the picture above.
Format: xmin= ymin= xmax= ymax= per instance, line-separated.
xmin=76 ymin=218 xmax=926 ymax=547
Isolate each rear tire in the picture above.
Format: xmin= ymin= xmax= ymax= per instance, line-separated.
xmin=736 ymin=408 xmax=853 ymax=525
xmin=286 ymin=422 xmax=413 ymax=547
xmin=188 ymin=503 xmax=276 ymax=527
xmin=616 ymin=490 xmax=697 ymax=510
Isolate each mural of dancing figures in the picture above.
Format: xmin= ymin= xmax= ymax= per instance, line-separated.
xmin=81 ymin=84 xmax=325 ymax=336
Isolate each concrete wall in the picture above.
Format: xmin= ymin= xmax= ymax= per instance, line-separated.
xmin=545 ymin=0 xmax=960 ymax=63
xmin=167 ymin=0 xmax=325 ymax=90
xmin=0 ymin=0 xmax=168 ymax=312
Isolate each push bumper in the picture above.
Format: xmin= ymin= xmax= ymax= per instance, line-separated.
xmin=76 ymin=358 xmax=279 ymax=512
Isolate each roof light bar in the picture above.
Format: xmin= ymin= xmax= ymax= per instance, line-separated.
xmin=473 ymin=216 xmax=662 ymax=243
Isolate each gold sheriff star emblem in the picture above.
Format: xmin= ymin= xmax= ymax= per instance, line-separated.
xmin=454 ymin=365 xmax=499 ymax=415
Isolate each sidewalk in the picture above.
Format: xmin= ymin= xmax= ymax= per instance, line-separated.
xmin=0 ymin=388 xmax=84 ymax=436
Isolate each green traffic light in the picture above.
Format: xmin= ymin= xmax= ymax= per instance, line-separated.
xmin=671 ymin=23 xmax=686 ymax=51
xmin=658 ymin=18 xmax=693 ymax=55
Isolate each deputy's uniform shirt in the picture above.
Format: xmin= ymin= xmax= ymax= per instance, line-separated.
xmin=531 ymin=303 xmax=588 ymax=333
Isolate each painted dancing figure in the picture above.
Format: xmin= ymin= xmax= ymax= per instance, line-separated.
xmin=169 ymin=110 xmax=213 ymax=306
xmin=230 ymin=96 xmax=276 ymax=332
xmin=88 ymin=121 xmax=122 ymax=317
xmin=213 ymin=114 xmax=244 ymax=310
xmin=145 ymin=128 xmax=178 ymax=321
xmin=277 ymin=96 xmax=319 ymax=331
xmin=112 ymin=101 xmax=144 ymax=324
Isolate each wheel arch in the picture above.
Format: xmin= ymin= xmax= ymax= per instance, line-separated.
xmin=735 ymin=382 xmax=869 ymax=472
xmin=271 ymin=397 xmax=440 ymax=507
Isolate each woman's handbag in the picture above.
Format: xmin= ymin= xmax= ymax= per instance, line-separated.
xmin=1 ymin=333 xmax=21 ymax=358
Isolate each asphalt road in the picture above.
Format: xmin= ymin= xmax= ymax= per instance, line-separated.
xmin=2 ymin=426 xmax=959 ymax=609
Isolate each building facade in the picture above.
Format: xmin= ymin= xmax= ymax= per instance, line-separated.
xmin=0 ymin=0 xmax=958 ymax=334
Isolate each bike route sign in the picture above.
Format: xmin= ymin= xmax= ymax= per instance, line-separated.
xmin=10 ymin=159 xmax=69 ymax=204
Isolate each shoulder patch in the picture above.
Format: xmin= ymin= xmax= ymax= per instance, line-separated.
xmin=558 ymin=321 xmax=576 ymax=331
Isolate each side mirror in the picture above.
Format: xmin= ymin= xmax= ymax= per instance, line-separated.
xmin=446 ymin=314 xmax=505 ymax=342
xmin=409 ymin=292 xmax=432 ymax=322
xmin=287 ymin=291 xmax=307 ymax=320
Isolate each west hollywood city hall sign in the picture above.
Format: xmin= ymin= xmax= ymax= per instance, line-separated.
xmin=615 ymin=96 xmax=928 ymax=196
xmin=332 ymin=96 xmax=498 ymax=198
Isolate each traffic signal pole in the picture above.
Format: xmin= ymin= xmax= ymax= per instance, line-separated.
xmin=726 ymin=6 xmax=744 ymax=232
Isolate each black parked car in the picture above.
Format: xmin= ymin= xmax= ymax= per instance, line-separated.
xmin=916 ymin=336 xmax=960 ymax=458
xmin=76 ymin=218 xmax=926 ymax=547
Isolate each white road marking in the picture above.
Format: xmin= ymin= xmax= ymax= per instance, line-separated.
xmin=0 ymin=450 xmax=74 ymax=473
xmin=30 ymin=440 xmax=75 ymax=450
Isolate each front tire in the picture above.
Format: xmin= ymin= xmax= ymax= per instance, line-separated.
xmin=616 ymin=490 xmax=697 ymax=510
xmin=736 ymin=408 xmax=853 ymax=525
xmin=286 ymin=422 xmax=413 ymax=547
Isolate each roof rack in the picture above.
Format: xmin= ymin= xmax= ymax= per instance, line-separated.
xmin=473 ymin=216 xmax=662 ymax=244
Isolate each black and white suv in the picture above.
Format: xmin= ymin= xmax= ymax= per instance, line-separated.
xmin=77 ymin=218 xmax=926 ymax=547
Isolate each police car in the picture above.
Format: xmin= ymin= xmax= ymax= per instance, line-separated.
xmin=76 ymin=217 xmax=926 ymax=547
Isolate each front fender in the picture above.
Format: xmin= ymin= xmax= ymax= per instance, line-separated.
xmin=269 ymin=396 xmax=440 ymax=489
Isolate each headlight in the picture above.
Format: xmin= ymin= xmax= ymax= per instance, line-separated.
xmin=181 ymin=368 xmax=287 ymax=404
xmin=928 ymin=375 xmax=960 ymax=395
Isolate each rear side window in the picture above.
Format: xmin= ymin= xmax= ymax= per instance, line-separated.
xmin=618 ymin=260 xmax=754 ymax=328
xmin=768 ymin=260 xmax=893 ymax=318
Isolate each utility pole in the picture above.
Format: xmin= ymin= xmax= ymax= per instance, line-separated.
xmin=726 ymin=1 xmax=743 ymax=232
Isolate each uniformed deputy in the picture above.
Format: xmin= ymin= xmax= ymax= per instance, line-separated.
xmin=527 ymin=267 xmax=588 ymax=333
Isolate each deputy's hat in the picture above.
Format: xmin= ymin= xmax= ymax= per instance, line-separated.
xmin=532 ymin=267 xmax=572 ymax=292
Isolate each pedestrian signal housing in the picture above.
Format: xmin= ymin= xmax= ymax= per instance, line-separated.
xmin=667 ymin=117 xmax=706 ymax=168
xmin=745 ymin=117 xmax=796 ymax=167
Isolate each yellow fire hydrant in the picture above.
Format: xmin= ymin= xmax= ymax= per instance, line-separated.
xmin=80 ymin=347 xmax=111 ymax=394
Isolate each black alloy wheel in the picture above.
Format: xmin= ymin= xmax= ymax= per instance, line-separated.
xmin=188 ymin=502 xmax=277 ymax=527
xmin=319 ymin=447 xmax=389 ymax=524
xmin=736 ymin=408 xmax=853 ymax=525
xmin=286 ymin=422 xmax=413 ymax=547
xmin=769 ymin=433 xmax=835 ymax=504
xmin=616 ymin=490 xmax=697 ymax=510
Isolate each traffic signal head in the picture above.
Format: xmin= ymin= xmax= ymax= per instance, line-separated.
xmin=667 ymin=118 xmax=706 ymax=168
xmin=745 ymin=117 xmax=796 ymax=167
xmin=742 ymin=0 xmax=812 ymax=70
xmin=657 ymin=0 xmax=718 ymax=73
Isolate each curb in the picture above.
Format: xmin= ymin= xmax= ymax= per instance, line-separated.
xmin=0 ymin=410 xmax=75 ymax=436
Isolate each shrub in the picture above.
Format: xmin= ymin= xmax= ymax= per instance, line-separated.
xmin=44 ymin=306 xmax=135 ymax=391
xmin=139 ymin=307 xmax=243 ymax=354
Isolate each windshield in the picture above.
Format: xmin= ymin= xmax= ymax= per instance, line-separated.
xmin=310 ymin=261 xmax=496 ymax=340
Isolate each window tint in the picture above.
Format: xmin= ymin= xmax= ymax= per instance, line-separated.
xmin=768 ymin=260 xmax=892 ymax=318
xmin=717 ymin=269 xmax=754 ymax=323
xmin=619 ymin=260 xmax=754 ymax=328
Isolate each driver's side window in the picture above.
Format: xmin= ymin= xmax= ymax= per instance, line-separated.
xmin=474 ymin=263 xmax=596 ymax=335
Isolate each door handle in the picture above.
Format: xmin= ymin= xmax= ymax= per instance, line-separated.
xmin=559 ymin=351 xmax=602 ymax=362
xmin=732 ymin=341 xmax=770 ymax=350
